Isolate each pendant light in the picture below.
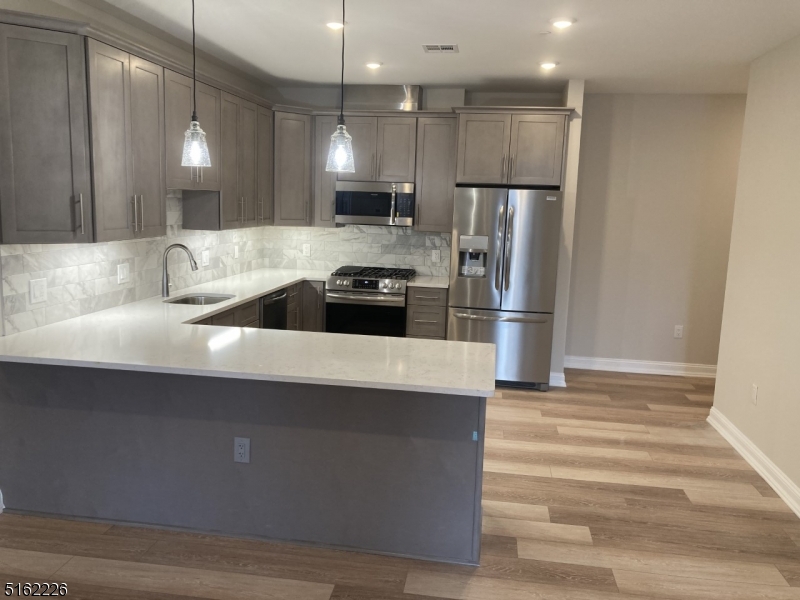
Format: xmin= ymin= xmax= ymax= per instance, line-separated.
xmin=326 ymin=0 xmax=355 ymax=173
xmin=181 ymin=0 xmax=211 ymax=168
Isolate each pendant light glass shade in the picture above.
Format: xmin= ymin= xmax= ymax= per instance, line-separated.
xmin=326 ymin=124 xmax=355 ymax=173
xmin=181 ymin=120 xmax=211 ymax=167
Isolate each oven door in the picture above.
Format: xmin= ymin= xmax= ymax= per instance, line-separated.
xmin=326 ymin=291 xmax=407 ymax=337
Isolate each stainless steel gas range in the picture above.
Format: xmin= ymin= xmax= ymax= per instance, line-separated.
xmin=325 ymin=266 xmax=416 ymax=337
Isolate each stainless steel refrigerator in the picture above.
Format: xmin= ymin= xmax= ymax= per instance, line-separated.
xmin=447 ymin=188 xmax=562 ymax=390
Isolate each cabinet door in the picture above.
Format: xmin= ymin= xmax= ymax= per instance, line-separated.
xmin=273 ymin=112 xmax=312 ymax=226
xmin=313 ymin=115 xmax=337 ymax=227
xmin=301 ymin=281 xmax=324 ymax=332
xmin=130 ymin=56 xmax=166 ymax=239
xmin=220 ymin=92 xmax=241 ymax=229
xmin=0 ymin=25 xmax=93 ymax=244
xmin=456 ymin=113 xmax=511 ymax=184
xmin=376 ymin=117 xmax=416 ymax=182
xmin=414 ymin=117 xmax=456 ymax=233
xmin=509 ymin=114 xmax=566 ymax=187
xmin=256 ymin=106 xmax=273 ymax=225
xmin=164 ymin=71 xmax=221 ymax=191
xmin=336 ymin=116 xmax=377 ymax=181
xmin=87 ymin=39 xmax=134 ymax=242
xmin=239 ymin=98 xmax=258 ymax=225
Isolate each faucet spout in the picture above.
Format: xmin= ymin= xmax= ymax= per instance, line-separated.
xmin=162 ymin=243 xmax=199 ymax=298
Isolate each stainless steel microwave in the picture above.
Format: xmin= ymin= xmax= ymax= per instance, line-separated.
xmin=334 ymin=181 xmax=415 ymax=227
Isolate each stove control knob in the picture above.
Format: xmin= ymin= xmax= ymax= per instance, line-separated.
xmin=394 ymin=283 xmax=401 ymax=290
xmin=336 ymin=280 xmax=342 ymax=285
xmin=380 ymin=282 xmax=387 ymax=289
xmin=344 ymin=280 xmax=349 ymax=285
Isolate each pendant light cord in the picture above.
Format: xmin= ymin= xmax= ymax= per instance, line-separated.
xmin=339 ymin=0 xmax=345 ymax=125
xmin=191 ymin=0 xmax=197 ymax=121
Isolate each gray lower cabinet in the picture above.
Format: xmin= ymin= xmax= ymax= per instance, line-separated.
xmin=406 ymin=286 xmax=447 ymax=339
xmin=286 ymin=282 xmax=302 ymax=330
xmin=274 ymin=112 xmax=312 ymax=226
xmin=164 ymin=69 xmax=221 ymax=191
xmin=0 ymin=24 xmax=93 ymax=244
xmin=313 ymin=115 xmax=337 ymax=227
xmin=256 ymin=106 xmax=274 ymax=225
xmin=198 ymin=299 xmax=259 ymax=327
xmin=88 ymin=39 xmax=166 ymax=242
xmin=456 ymin=113 xmax=512 ymax=185
xmin=301 ymin=281 xmax=324 ymax=332
xmin=508 ymin=114 xmax=566 ymax=187
xmin=376 ymin=117 xmax=417 ymax=182
xmin=414 ymin=117 xmax=457 ymax=233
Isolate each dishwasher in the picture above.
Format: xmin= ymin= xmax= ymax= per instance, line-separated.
xmin=260 ymin=290 xmax=288 ymax=330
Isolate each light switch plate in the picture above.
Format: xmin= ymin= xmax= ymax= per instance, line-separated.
xmin=117 ymin=262 xmax=130 ymax=284
xmin=201 ymin=249 xmax=210 ymax=267
xmin=302 ymin=243 xmax=311 ymax=257
xmin=234 ymin=245 xmax=239 ymax=259
xmin=432 ymin=249 xmax=441 ymax=263
xmin=673 ymin=325 xmax=684 ymax=339
xmin=29 ymin=278 xmax=47 ymax=304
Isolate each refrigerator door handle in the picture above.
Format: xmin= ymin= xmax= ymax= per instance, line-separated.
xmin=503 ymin=206 xmax=514 ymax=291
xmin=495 ymin=204 xmax=505 ymax=291
xmin=452 ymin=312 xmax=549 ymax=324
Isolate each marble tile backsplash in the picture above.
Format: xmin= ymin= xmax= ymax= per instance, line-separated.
xmin=0 ymin=190 xmax=450 ymax=335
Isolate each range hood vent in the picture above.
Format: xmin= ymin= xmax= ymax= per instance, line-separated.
xmin=343 ymin=85 xmax=420 ymax=111
xmin=423 ymin=44 xmax=459 ymax=54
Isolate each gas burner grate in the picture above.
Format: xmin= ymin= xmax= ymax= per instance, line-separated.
xmin=331 ymin=266 xmax=416 ymax=280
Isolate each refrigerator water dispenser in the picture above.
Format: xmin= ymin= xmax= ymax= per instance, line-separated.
xmin=458 ymin=235 xmax=489 ymax=277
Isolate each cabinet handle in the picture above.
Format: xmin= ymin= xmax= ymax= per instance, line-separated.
xmin=414 ymin=319 xmax=439 ymax=324
xmin=140 ymin=195 xmax=145 ymax=231
xmin=240 ymin=197 xmax=244 ymax=224
xmin=510 ymin=155 xmax=515 ymax=179
xmin=200 ymin=167 xmax=204 ymax=183
xmin=371 ymin=152 xmax=375 ymax=179
xmin=133 ymin=196 xmax=138 ymax=232
xmin=502 ymin=154 xmax=507 ymax=181
xmin=414 ymin=295 xmax=439 ymax=300
xmin=78 ymin=193 xmax=85 ymax=235
xmin=377 ymin=152 xmax=382 ymax=178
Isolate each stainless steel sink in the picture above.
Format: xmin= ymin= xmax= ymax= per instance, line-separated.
xmin=165 ymin=293 xmax=235 ymax=305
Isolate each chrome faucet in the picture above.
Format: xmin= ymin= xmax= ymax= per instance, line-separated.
xmin=162 ymin=243 xmax=198 ymax=297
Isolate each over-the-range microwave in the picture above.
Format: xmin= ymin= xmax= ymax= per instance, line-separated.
xmin=334 ymin=181 xmax=415 ymax=227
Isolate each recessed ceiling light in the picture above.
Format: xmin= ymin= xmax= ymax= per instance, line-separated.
xmin=550 ymin=18 xmax=575 ymax=29
xmin=327 ymin=21 xmax=344 ymax=29
xmin=366 ymin=62 xmax=382 ymax=69
xmin=540 ymin=62 xmax=558 ymax=70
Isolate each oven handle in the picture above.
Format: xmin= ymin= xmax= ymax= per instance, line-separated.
xmin=326 ymin=292 xmax=406 ymax=306
xmin=452 ymin=312 xmax=549 ymax=324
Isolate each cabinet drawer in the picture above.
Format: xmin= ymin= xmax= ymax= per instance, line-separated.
xmin=406 ymin=305 xmax=446 ymax=338
xmin=212 ymin=311 xmax=236 ymax=327
xmin=407 ymin=287 xmax=447 ymax=306
xmin=235 ymin=300 xmax=259 ymax=326
xmin=287 ymin=283 xmax=302 ymax=307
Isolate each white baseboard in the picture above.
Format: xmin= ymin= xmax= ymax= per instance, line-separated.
xmin=549 ymin=372 xmax=566 ymax=388
xmin=564 ymin=355 xmax=716 ymax=378
xmin=707 ymin=407 xmax=800 ymax=518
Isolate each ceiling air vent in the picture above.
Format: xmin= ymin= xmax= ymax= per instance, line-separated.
xmin=423 ymin=44 xmax=459 ymax=54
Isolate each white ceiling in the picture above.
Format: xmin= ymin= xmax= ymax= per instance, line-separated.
xmin=101 ymin=0 xmax=800 ymax=93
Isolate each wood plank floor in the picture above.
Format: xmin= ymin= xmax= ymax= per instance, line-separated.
xmin=3 ymin=368 xmax=800 ymax=599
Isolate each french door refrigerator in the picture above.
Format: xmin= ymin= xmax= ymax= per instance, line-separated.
xmin=447 ymin=187 xmax=562 ymax=390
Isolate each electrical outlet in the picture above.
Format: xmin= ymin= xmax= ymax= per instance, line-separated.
xmin=751 ymin=384 xmax=759 ymax=406
xmin=201 ymin=249 xmax=210 ymax=267
xmin=117 ymin=262 xmax=130 ymax=284
xmin=234 ymin=437 xmax=250 ymax=463
xmin=432 ymin=249 xmax=441 ymax=263
xmin=29 ymin=278 xmax=47 ymax=304
xmin=234 ymin=245 xmax=239 ymax=259
xmin=674 ymin=325 xmax=684 ymax=339
xmin=302 ymin=243 xmax=311 ymax=257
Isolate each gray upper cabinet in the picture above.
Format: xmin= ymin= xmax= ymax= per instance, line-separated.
xmin=164 ymin=69 xmax=220 ymax=191
xmin=220 ymin=92 xmax=242 ymax=229
xmin=273 ymin=111 xmax=312 ymax=226
xmin=456 ymin=113 xmax=512 ymax=185
xmin=87 ymin=39 xmax=134 ymax=242
xmin=508 ymin=114 xmax=566 ymax=187
xmin=130 ymin=55 xmax=167 ymax=239
xmin=256 ymin=106 xmax=274 ymax=225
xmin=376 ymin=117 xmax=416 ymax=182
xmin=88 ymin=40 xmax=166 ymax=242
xmin=414 ymin=117 xmax=457 ymax=233
xmin=0 ymin=24 xmax=93 ymax=244
xmin=313 ymin=115 xmax=337 ymax=227
xmin=239 ymin=99 xmax=258 ymax=226
xmin=336 ymin=116 xmax=377 ymax=181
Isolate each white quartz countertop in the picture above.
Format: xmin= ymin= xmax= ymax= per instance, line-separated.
xmin=407 ymin=276 xmax=450 ymax=288
xmin=0 ymin=269 xmax=494 ymax=397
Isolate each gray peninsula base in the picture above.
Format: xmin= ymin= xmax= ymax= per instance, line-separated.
xmin=0 ymin=363 xmax=486 ymax=564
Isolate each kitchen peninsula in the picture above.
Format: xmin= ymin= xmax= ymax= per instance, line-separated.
xmin=0 ymin=268 xmax=495 ymax=565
